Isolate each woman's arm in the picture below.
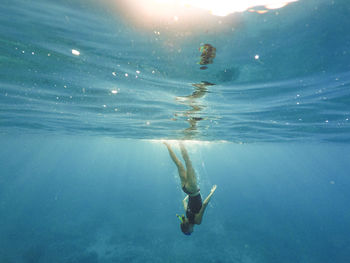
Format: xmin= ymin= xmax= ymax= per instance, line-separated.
xmin=194 ymin=185 xmax=217 ymax=225
xmin=183 ymin=195 xmax=188 ymax=211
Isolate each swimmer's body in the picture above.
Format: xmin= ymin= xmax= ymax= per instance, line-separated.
xmin=164 ymin=142 xmax=217 ymax=235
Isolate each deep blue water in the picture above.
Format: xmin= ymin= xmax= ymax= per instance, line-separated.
xmin=1 ymin=0 xmax=350 ymax=262
xmin=1 ymin=0 xmax=349 ymax=142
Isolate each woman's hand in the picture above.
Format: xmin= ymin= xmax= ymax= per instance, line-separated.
xmin=210 ymin=185 xmax=217 ymax=194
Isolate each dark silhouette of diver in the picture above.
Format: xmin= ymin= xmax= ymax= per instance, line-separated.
xmin=164 ymin=142 xmax=217 ymax=235
xmin=198 ymin=43 xmax=216 ymax=70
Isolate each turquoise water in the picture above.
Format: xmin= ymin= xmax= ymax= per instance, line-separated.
xmin=1 ymin=0 xmax=350 ymax=262
xmin=1 ymin=0 xmax=349 ymax=142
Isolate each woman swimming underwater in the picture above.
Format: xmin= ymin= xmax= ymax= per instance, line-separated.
xmin=164 ymin=142 xmax=217 ymax=235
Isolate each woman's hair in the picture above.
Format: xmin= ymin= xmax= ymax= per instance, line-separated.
xmin=180 ymin=221 xmax=191 ymax=235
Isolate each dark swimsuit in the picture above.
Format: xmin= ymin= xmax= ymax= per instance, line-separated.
xmin=182 ymin=185 xmax=202 ymax=224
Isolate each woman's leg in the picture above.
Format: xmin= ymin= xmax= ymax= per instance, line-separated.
xmin=164 ymin=142 xmax=187 ymax=185
xmin=179 ymin=143 xmax=198 ymax=192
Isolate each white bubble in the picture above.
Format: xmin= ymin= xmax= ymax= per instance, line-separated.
xmin=72 ymin=49 xmax=80 ymax=56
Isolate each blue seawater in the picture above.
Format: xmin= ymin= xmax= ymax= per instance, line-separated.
xmin=0 ymin=0 xmax=350 ymax=262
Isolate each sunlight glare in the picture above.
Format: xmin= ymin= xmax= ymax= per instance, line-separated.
xmin=149 ymin=0 xmax=298 ymax=16
xmin=112 ymin=0 xmax=299 ymax=29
